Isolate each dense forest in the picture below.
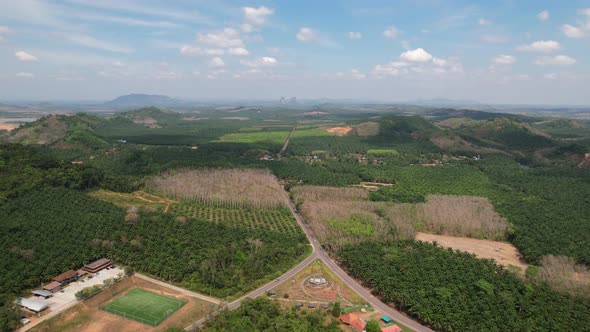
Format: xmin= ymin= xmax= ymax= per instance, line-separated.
xmin=338 ymin=241 xmax=590 ymax=331
xmin=202 ymin=298 xmax=341 ymax=332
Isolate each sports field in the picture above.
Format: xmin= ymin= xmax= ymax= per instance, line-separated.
xmin=101 ymin=288 xmax=186 ymax=326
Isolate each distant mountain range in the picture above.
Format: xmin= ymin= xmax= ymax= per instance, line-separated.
xmin=105 ymin=94 xmax=182 ymax=108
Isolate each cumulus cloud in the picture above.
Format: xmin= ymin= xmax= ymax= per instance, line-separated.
xmin=15 ymin=51 xmax=39 ymax=62
xmin=198 ymin=28 xmax=244 ymax=48
xmin=240 ymin=56 xmax=279 ymax=68
xmin=478 ymin=18 xmax=492 ymax=25
xmin=0 ymin=26 xmax=11 ymax=34
xmin=296 ymin=27 xmax=317 ymax=42
xmin=534 ymin=55 xmax=576 ymax=66
xmin=347 ymin=32 xmax=362 ymax=39
xmin=561 ymin=9 xmax=590 ymax=38
xmin=537 ymin=10 xmax=550 ymax=21
xmin=492 ymin=54 xmax=516 ymax=65
xmin=382 ymin=26 xmax=399 ymax=38
xmin=516 ymin=40 xmax=561 ymax=52
xmin=242 ymin=6 xmax=273 ymax=26
xmin=480 ymin=35 xmax=510 ymax=43
xmin=228 ymin=47 xmax=249 ymax=56
xmin=400 ymin=48 xmax=432 ymax=62
xmin=16 ymin=72 xmax=34 ymax=79
xmin=180 ymin=45 xmax=224 ymax=56
xmin=208 ymin=57 xmax=225 ymax=68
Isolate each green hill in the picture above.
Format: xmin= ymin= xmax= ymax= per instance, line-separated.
xmin=4 ymin=113 xmax=108 ymax=149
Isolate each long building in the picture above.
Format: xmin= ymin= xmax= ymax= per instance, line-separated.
xmin=18 ymin=298 xmax=48 ymax=313
xmin=51 ymin=270 xmax=78 ymax=284
xmin=82 ymin=258 xmax=112 ymax=273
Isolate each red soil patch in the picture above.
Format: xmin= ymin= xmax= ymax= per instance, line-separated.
xmin=416 ymin=232 xmax=528 ymax=272
xmin=0 ymin=123 xmax=18 ymax=131
xmin=326 ymin=126 xmax=352 ymax=136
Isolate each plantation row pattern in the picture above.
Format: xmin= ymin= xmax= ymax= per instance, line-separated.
xmin=168 ymin=203 xmax=302 ymax=235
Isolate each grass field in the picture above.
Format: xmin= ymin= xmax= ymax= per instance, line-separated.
xmin=101 ymin=288 xmax=186 ymax=327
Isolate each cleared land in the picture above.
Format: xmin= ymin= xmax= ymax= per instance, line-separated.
xmin=294 ymin=186 xmax=509 ymax=252
xmin=325 ymin=126 xmax=352 ymax=136
xmin=31 ymin=276 xmax=214 ymax=332
xmin=102 ymin=288 xmax=185 ymax=326
xmin=415 ymin=232 xmax=527 ymax=272
xmin=147 ymin=168 xmax=289 ymax=209
xmin=0 ymin=123 xmax=19 ymax=131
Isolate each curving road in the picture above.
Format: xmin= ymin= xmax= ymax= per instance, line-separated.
xmin=185 ymin=200 xmax=434 ymax=332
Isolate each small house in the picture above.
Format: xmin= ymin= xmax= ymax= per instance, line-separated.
xmin=294 ymin=302 xmax=303 ymax=308
xmin=308 ymin=303 xmax=316 ymax=309
xmin=381 ymin=325 xmax=402 ymax=332
xmin=43 ymin=281 xmax=61 ymax=293
xmin=321 ymin=303 xmax=329 ymax=310
xmin=340 ymin=313 xmax=366 ymax=332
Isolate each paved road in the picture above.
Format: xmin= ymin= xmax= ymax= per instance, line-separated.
xmin=185 ymin=200 xmax=434 ymax=332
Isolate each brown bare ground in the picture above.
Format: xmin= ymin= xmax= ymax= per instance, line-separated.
xmin=418 ymin=195 xmax=509 ymax=240
xmin=147 ymin=168 xmax=289 ymax=209
xmin=326 ymin=126 xmax=353 ymax=136
xmin=0 ymin=123 xmax=18 ymax=131
xmin=416 ymin=232 xmax=528 ymax=272
xmin=31 ymin=276 xmax=214 ymax=332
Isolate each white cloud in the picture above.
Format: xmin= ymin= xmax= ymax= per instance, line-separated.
xmin=198 ymin=28 xmax=244 ymax=48
xmin=537 ymin=10 xmax=550 ymax=21
xmin=242 ymin=6 xmax=273 ymax=26
xmin=16 ymin=72 xmax=34 ymax=79
xmin=347 ymin=32 xmax=362 ymax=39
xmin=180 ymin=45 xmax=224 ymax=56
xmin=492 ymin=54 xmax=516 ymax=65
xmin=228 ymin=47 xmax=249 ymax=56
xmin=516 ymin=40 xmax=561 ymax=53
xmin=240 ymin=56 xmax=279 ymax=68
xmin=560 ymin=9 xmax=590 ymax=38
xmin=480 ymin=34 xmax=510 ymax=43
xmin=208 ymin=57 xmax=225 ymax=68
xmin=0 ymin=26 xmax=11 ymax=34
xmin=534 ymin=55 xmax=576 ymax=66
xmin=240 ymin=23 xmax=253 ymax=33
xmin=0 ymin=36 xmax=4 ymax=42
xmin=400 ymin=48 xmax=432 ymax=62
xmin=382 ymin=26 xmax=399 ymax=38
xmin=478 ymin=18 xmax=492 ymax=25
xmin=432 ymin=57 xmax=447 ymax=66
xmin=15 ymin=51 xmax=39 ymax=62
xmin=296 ymin=27 xmax=317 ymax=42
xmin=421 ymin=29 xmax=430 ymax=33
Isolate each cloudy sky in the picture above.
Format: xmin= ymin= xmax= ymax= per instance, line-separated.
xmin=1 ymin=0 xmax=589 ymax=104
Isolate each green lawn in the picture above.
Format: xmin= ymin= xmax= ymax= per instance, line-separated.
xmin=101 ymin=288 xmax=186 ymax=326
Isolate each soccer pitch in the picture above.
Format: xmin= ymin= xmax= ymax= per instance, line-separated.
xmin=101 ymin=288 xmax=186 ymax=326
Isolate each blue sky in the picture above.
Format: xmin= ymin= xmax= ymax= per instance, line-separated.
xmin=1 ymin=0 xmax=589 ymax=104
